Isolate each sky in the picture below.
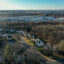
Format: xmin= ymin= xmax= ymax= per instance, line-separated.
xmin=0 ymin=0 xmax=64 ymax=10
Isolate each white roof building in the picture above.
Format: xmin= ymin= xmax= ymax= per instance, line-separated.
xmin=35 ymin=38 xmax=45 ymax=47
xmin=2 ymin=33 xmax=8 ymax=38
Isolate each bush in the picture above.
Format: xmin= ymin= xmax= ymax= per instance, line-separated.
xmin=58 ymin=40 xmax=64 ymax=52
xmin=4 ymin=44 xmax=13 ymax=62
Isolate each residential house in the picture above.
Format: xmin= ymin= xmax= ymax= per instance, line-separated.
xmin=16 ymin=30 xmax=25 ymax=35
xmin=8 ymin=39 xmax=16 ymax=45
xmin=7 ymin=34 xmax=12 ymax=40
xmin=26 ymin=33 xmax=31 ymax=39
xmin=0 ymin=28 xmax=3 ymax=33
xmin=31 ymin=35 xmax=35 ymax=41
xmin=7 ymin=35 xmax=16 ymax=45
xmin=35 ymin=38 xmax=45 ymax=47
xmin=21 ymin=31 xmax=25 ymax=35
xmin=1 ymin=33 xmax=8 ymax=38
xmin=9 ymin=29 xmax=15 ymax=33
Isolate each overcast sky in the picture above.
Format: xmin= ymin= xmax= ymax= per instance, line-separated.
xmin=0 ymin=0 xmax=64 ymax=10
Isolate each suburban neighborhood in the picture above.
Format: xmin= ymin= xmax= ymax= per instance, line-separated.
xmin=0 ymin=21 xmax=64 ymax=64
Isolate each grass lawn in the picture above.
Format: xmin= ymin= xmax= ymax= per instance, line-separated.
xmin=37 ymin=47 xmax=44 ymax=51
xmin=28 ymin=42 xmax=34 ymax=46
xmin=26 ymin=39 xmax=35 ymax=46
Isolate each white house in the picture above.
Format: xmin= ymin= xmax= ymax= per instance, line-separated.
xmin=35 ymin=38 xmax=45 ymax=47
xmin=16 ymin=30 xmax=25 ymax=35
xmin=0 ymin=28 xmax=3 ymax=32
xmin=1 ymin=33 xmax=8 ymax=38
xmin=9 ymin=29 xmax=15 ymax=33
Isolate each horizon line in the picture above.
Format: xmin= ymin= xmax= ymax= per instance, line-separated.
xmin=0 ymin=9 xmax=64 ymax=11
